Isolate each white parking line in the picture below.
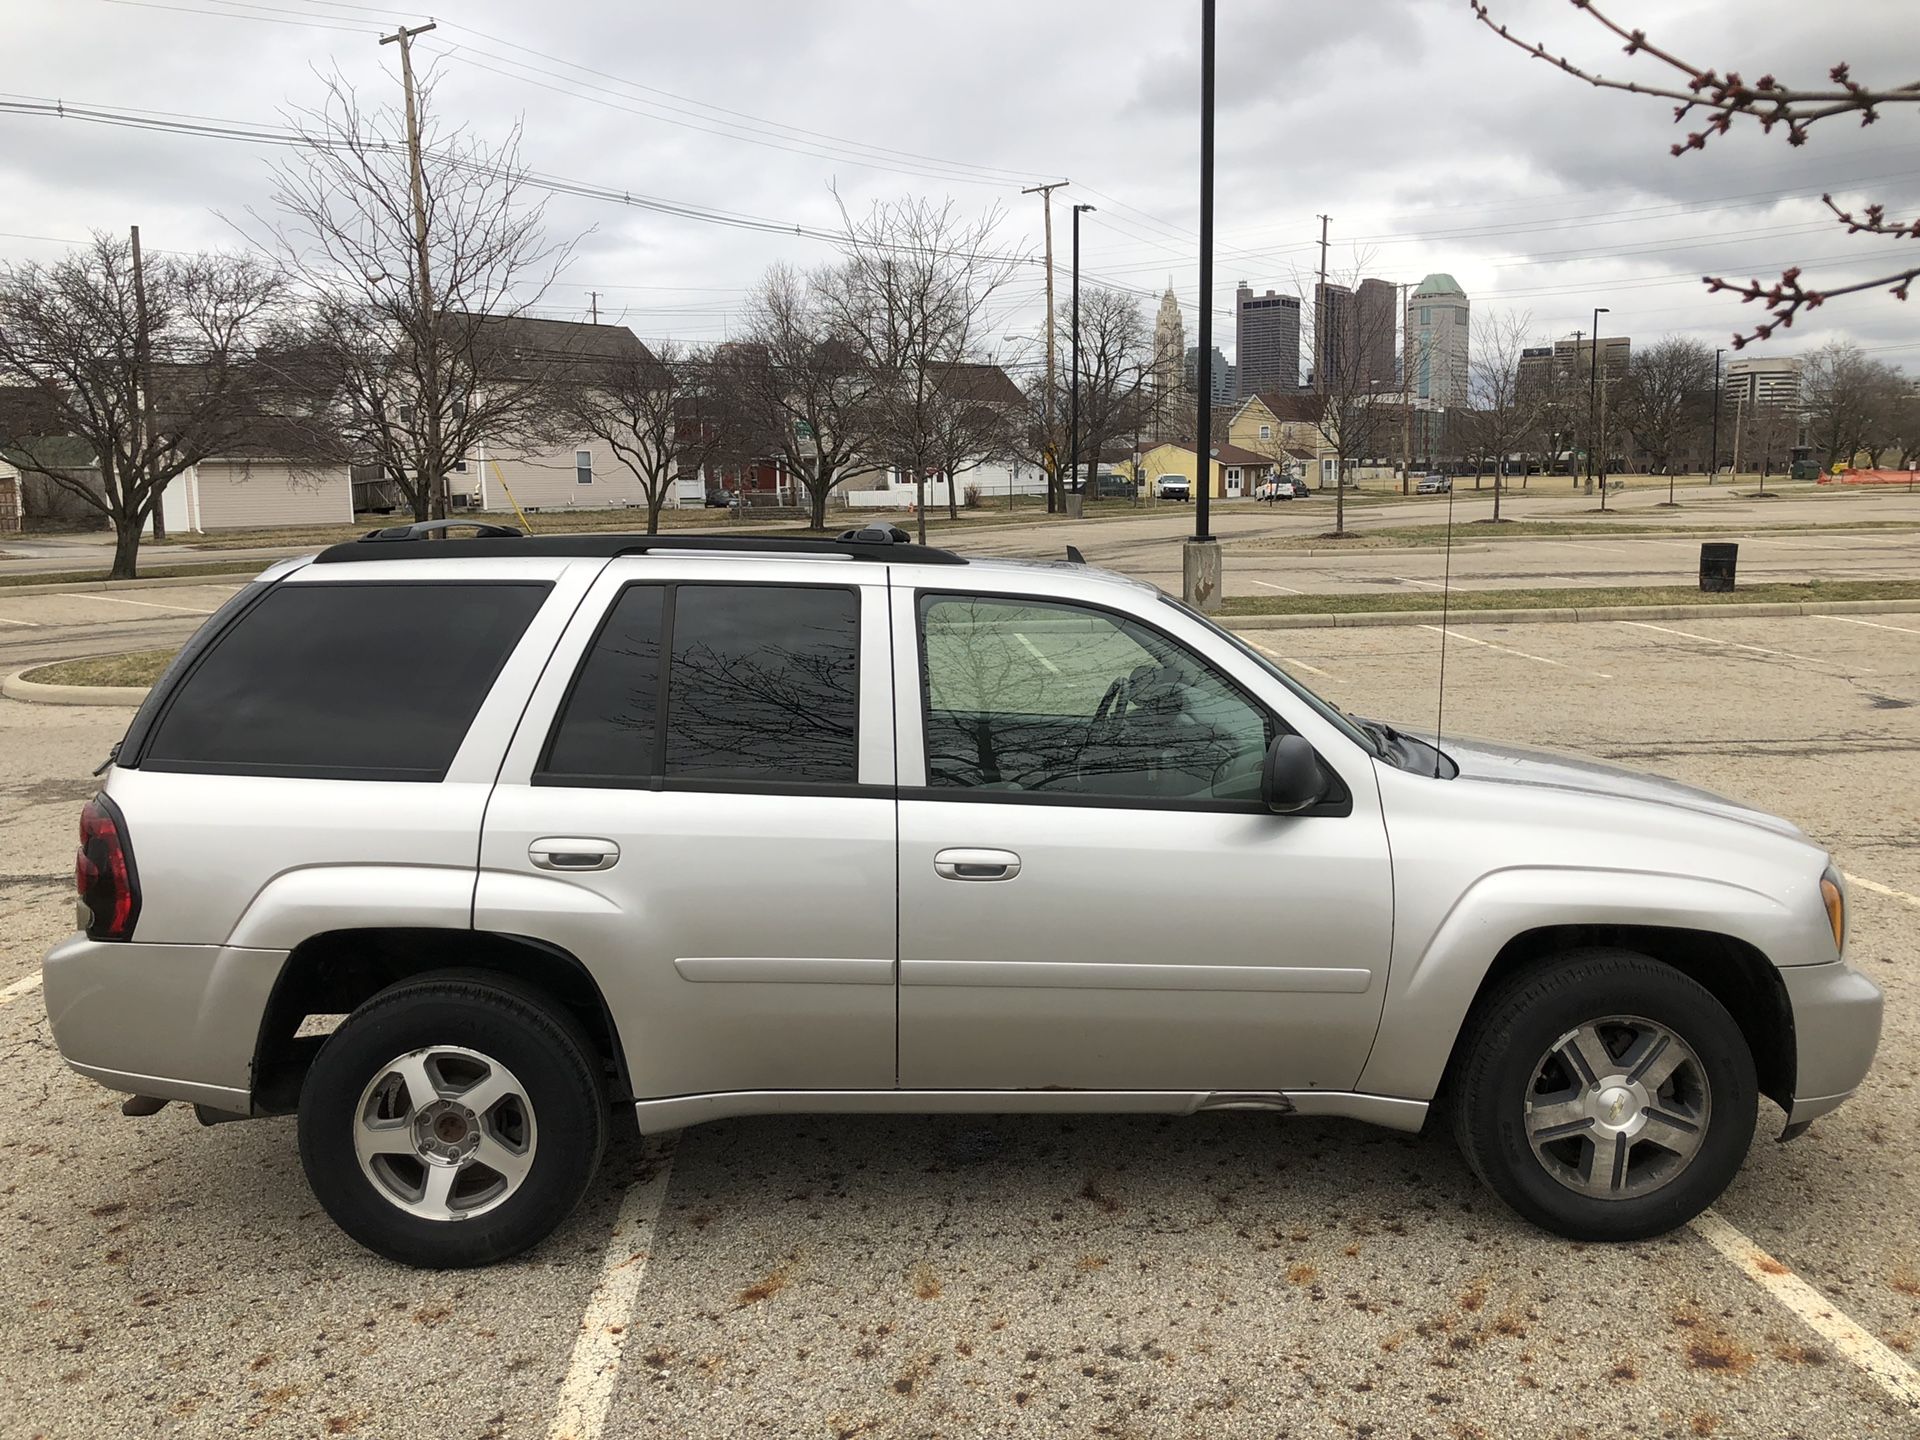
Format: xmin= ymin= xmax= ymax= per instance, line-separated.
xmin=1393 ymin=576 xmax=1448 ymax=591
xmin=1845 ymin=872 xmax=1920 ymax=908
xmin=0 ymin=973 xmax=43 ymax=1004
xmin=0 ymin=616 xmax=38 ymax=627
xmin=1249 ymin=579 xmax=1304 ymax=595
xmin=547 ymin=1138 xmax=678 ymax=1440
xmin=1619 ymin=620 xmax=1851 ymax=669
xmin=1817 ymin=615 xmax=1920 ymax=638
xmin=66 ymin=593 xmax=217 ymax=615
xmin=1418 ymin=625 xmax=1612 ymax=679
xmin=1691 ymin=1209 xmax=1920 ymax=1412
xmin=1012 ymin=632 xmax=1061 ymax=674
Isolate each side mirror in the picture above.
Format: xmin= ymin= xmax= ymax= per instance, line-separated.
xmin=1262 ymin=733 xmax=1327 ymax=815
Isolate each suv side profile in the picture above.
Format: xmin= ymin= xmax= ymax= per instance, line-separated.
xmin=47 ymin=524 xmax=1882 ymax=1267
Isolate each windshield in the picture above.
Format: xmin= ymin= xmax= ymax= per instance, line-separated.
xmin=1159 ymin=594 xmax=1380 ymax=756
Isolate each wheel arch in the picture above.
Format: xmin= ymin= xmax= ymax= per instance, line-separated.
xmin=250 ymin=928 xmax=632 ymax=1114
xmin=1436 ymin=924 xmax=1795 ymax=1114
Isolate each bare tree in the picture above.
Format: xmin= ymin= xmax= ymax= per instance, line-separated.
xmin=1472 ymin=1 xmax=1920 ymax=345
xmin=260 ymin=71 xmax=575 ymax=521
xmin=1619 ymin=336 xmax=1714 ymax=480
xmin=0 ymin=233 xmax=288 ymax=577
xmin=1062 ymin=288 xmax=1150 ymax=504
xmin=1737 ymin=400 xmax=1798 ymax=483
xmin=558 ymin=337 xmax=725 ymax=535
xmin=928 ymin=363 xmax=1023 ymax=518
xmin=1465 ymin=310 xmax=1542 ymax=523
xmin=1299 ymin=268 xmax=1401 ymax=535
xmin=819 ymin=195 xmax=1019 ymax=543
xmin=1802 ymin=341 xmax=1902 ymax=467
xmin=727 ymin=265 xmax=872 ymax=530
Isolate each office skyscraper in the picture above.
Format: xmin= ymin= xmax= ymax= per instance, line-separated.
xmin=1235 ymin=283 xmax=1300 ymax=398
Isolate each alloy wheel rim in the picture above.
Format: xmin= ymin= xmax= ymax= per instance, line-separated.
xmin=351 ymin=1045 xmax=537 ymax=1221
xmin=1524 ymin=1015 xmax=1710 ymax=1200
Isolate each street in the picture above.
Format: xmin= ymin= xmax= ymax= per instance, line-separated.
xmin=2 ymin=610 xmax=1916 ymax=1438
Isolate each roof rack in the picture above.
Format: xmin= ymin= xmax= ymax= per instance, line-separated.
xmin=313 ymin=519 xmax=967 ymax=566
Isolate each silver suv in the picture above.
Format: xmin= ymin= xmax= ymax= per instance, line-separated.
xmin=46 ymin=523 xmax=1882 ymax=1267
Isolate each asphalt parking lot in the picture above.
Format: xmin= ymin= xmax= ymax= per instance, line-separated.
xmin=2 ymin=611 xmax=1917 ymax=1439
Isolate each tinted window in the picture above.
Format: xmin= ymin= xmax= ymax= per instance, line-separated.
xmin=145 ymin=582 xmax=547 ymax=780
xmin=542 ymin=585 xmax=665 ymax=781
xmin=920 ymin=595 xmax=1270 ymax=803
xmin=665 ymin=585 xmax=859 ymax=783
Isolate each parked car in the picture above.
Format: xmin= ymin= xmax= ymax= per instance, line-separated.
xmin=1157 ymin=476 xmax=1191 ymax=502
xmin=48 ymin=521 xmax=1881 ymax=1266
xmin=1092 ymin=475 xmax=1138 ymax=500
xmin=703 ymin=487 xmax=731 ymax=508
xmin=1256 ymin=477 xmax=1310 ymax=502
xmin=1415 ymin=475 xmax=1452 ymax=494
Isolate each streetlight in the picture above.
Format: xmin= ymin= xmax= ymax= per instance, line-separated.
xmin=1184 ymin=0 xmax=1219 ymax=610
xmin=1068 ymin=203 xmax=1096 ymax=513
xmin=1587 ymin=306 xmax=1609 ymax=500
xmin=1709 ymin=346 xmax=1724 ymax=485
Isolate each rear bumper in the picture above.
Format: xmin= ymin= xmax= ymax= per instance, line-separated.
xmin=41 ymin=933 xmax=285 ymax=1110
xmin=1779 ymin=959 xmax=1883 ymax=1129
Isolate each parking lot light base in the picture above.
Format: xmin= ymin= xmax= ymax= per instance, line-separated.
xmin=1182 ymin=536 xmax=1222 ymax=612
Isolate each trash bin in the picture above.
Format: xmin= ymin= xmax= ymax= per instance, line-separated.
xmin=1700 ymin=542 xmax=1738 ymax=592
xmin=1064 ymin=491 xmax=1084 ymax=519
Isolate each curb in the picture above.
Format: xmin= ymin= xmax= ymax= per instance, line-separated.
xmin=0 ymin=569 xmax=264 ymax=597
xmin=1221 ymin=598 xmax=1920 ymax=631
xmin=3 ymin=668 xmax=150 ymax=706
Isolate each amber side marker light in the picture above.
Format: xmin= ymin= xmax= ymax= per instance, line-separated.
xmin=1820 ymin=871 xmax=1846 ymax=954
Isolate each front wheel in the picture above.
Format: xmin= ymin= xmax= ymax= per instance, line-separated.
xmin=298 ymin=974 xmax=608 ymax=1267
xmin=1451 ymin=950 xmax=1757 ymax=1241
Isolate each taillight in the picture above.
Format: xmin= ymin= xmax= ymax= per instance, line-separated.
xmin=77 ymin=794 xmax=140 ymax=941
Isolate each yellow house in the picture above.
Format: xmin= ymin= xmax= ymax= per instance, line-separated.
xmin=1134 ymin=441 xmax=1277 ymax=500
xmin=1228 ymin=394 xmax=1324 ymax=470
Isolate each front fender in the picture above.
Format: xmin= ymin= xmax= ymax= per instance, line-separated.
xmin=1356 ymin=865 xmax=1801 ymax=1100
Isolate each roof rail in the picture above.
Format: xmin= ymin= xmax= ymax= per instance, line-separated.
xmin=314 ymin=522 xmax=967 ymax=566
xmin=361 ymin=519 xmax=525 ymax=541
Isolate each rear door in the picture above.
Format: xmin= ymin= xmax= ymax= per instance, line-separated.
xmin=477 ymin=557 xmax=898 ymax=1101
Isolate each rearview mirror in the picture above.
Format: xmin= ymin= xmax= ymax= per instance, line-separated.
xmin=1262 ymin=734 xmax=1327 ymax=815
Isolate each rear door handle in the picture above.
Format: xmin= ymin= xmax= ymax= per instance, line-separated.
xmin=529 ymin=837 xmax=620 ymax=872
xmin=933 ymin=847 xmax=1021 ymax=881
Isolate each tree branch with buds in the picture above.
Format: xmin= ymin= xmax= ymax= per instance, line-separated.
xmin=1469 ymin=0 xmax=1920 ymax=344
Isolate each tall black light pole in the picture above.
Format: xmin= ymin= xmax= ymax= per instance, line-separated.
xmin=1710 ymin=346 xmax=1724 ymax=484
xmin=1183 ymin=0 xmax=1219 ymax=606
xmin=1068 ymin=202 xmax=1095 ymax=506
xmin=1587 ymin=306 xmax=1609 ymax=497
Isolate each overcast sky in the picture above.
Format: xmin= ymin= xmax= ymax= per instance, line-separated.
xmin=4 ymin=0 xmax=1916 ymax=377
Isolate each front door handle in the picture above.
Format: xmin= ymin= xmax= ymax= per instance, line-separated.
xmin=529 ymin=837 xmax=620 ymax=872
xmin=933 ymin=847 xmax=1021 ymax=881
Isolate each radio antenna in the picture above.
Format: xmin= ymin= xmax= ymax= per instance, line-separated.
xmin=1432 ymin=476 xmax=1457 ymax=778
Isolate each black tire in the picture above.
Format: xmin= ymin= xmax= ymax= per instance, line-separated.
xmin=298 ymin=973 xmax=608 ymax=1268
xmin=1451 ymin=949 xmax=1756 ymax=1241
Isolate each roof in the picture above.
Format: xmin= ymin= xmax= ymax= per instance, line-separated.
xmin=1413 ymin=273 xmax=1465 ymax=298
xmin=1141 ymin=440 xmax=1274 ymax=467
xmin=935 ymin=362 xmax=1023 ymax=407
xmin=1254 ymin=391 xmax=1328 ymax=423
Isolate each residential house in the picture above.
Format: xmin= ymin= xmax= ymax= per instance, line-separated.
xmin=842 ymin=362 xmax=1034 ymax=509
xmin=1135 ymin=441 xmax=1276 ymax=500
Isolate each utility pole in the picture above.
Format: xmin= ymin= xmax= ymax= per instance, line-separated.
xmin=1587 ymin=307 xmax=1609 ymax=498
xmin=130 ymin=225 xmax=164 ymax=541
xmin=1069 ymin=203 xmax=1095 ymax=513
xmin=381 ymin=21 xmax=443 ymax=519
xmin=588 ymin=290 xmax=600 ymax=324
xmin=1313 ymin=215 xmax=1330 ymax=396
xmin=1022 ymin=180 xmax=1068 ymax=512
xmin=1710 ymin=346 xmax=1724 ymax=484
xmin=1183 ymin=0 xmax=1220 ymax=609
xmin=1730 ymin=388 xmax=1747 ymax=484
xmin=1399 ymin=279 xmax=1411 ymax=495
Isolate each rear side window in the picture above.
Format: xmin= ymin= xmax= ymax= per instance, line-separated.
xmin=541 ymin=583 xmax=860 ymax=788
xmin=143 ymin=581 xmax=548 ymax=781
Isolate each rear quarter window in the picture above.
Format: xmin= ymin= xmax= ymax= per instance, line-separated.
xmin=141 ymin=581 xmax=549 ymax=780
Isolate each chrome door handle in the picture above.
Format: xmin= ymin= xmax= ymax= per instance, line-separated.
xmin=529 ymin=838 xmax=620 ymax=872
xmin=933 ymin=847 xmax=1021 ymax=881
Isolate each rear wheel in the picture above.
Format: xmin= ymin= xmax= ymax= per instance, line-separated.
xmin=298 ymin=974 xmax=608 ymax=1267
xmin=1451 ymin=949 xmax=1756 ymax=1241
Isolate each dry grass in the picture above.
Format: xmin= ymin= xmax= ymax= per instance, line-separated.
xmin=22 ymin=649 xmax=175 ymax=688
xmin=1217 ymin=578 xmax=1920 ymax=618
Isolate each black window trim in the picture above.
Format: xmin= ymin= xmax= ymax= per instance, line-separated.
xmin=911 ymin=586 xmax=1352 ymax=818
xmin=534 ymin=578 xmax=870 ymax=794
xmin=134 ymin=578 xmax=554 ymax=784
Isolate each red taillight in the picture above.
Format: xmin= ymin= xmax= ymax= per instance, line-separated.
xmin=77 ymin=795 xmax=140 ymax=941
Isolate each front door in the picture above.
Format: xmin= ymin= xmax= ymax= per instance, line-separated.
xmin=478 ymin=565 xmax=898 ymax=1100
xmin=894 ymin=587 xmax=1393 ymax=1094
